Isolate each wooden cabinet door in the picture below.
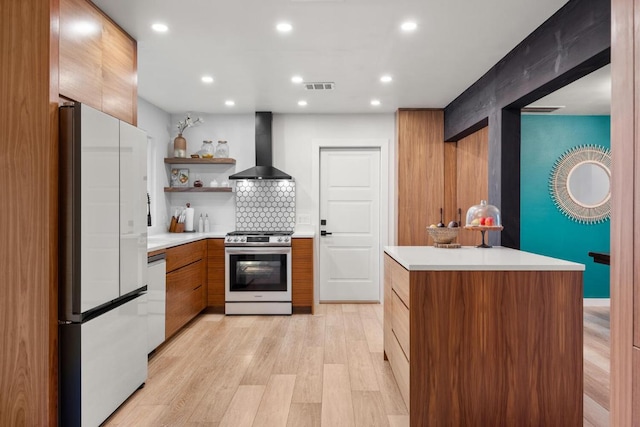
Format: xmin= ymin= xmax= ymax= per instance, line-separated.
xmin=456 ymin=127 xmax=488 ymax=246
xmin=206 ymin=239 xmax=225 ymax=311
xmin=165 ymin=259 xmax=205 ymax=339
xmin=396 ymin=109 xmax=445 ymax=246
xmin=59 ymin=0 xmax=137 ymax=124
xmin=102 ymin=18 xmax=136 ymax=125
xmin=59 ymin=0 xmax=103 ymax=111
xmin=292 ymin=238 xmax=314 ymax=313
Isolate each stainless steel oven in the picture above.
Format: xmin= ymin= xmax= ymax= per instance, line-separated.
xmin=225 ymin=232 xmax=292 ymax=315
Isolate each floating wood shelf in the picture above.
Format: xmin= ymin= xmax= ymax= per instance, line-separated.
xmin=164 ymin=187 xmax=233 ymax=193
xmin=164 ymin=157 xmax=236 ymax=165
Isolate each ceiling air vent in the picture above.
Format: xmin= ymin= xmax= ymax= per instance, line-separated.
xmin=304 ymin=82 xmax=335 ymax=90
xmin=521 ymin=106 xmax=564 ymax=113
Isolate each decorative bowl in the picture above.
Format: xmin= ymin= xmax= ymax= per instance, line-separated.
xmin=426 ymin=226 xmax=460 ymax=244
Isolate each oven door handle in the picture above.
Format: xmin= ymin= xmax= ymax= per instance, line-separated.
xmin=225 ymin=247 xmax=291 ymax=255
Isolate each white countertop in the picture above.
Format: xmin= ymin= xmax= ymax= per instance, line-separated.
xmin=148 ymin=230 xmax=315 ymax=252
xmin=384 ymin=246 xmax=585 ymax=271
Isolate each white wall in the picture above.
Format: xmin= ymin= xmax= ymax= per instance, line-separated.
xmin=137 ymin=97 xmax=171 ymax=235
xmin=272 ymin=113 xmax=395 ymax=238
xmin=138 ymin=99 xmax=396 ymax=241
xmin=166 ymin=112 xmax=255 ymax=232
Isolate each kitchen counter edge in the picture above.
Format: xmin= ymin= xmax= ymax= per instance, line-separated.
xmin=384 ymin=246 xmax=585 ymax=271
xmin=148 ymin=231 xmax=315 ymax=252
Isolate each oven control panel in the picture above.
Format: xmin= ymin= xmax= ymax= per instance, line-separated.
xmin=224 ymin=235 xmax=291 ymax=246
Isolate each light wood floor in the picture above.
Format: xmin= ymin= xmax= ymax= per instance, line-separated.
xmin=104 ymin=304 xmax=610 ymax=427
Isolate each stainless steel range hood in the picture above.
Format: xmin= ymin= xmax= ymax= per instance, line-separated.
xmin=229 ymin=112 xmax=292 ymax=180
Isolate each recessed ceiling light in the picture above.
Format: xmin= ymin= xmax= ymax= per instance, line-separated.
xmin=225 ymin=100 xmax=235 ymax=106
xmin=151 ymin=23 xmax=168 ymax=33
xmin=380 ymin=75 xmax=393 ymax=83
xmin=291 ymin=75 xmax=303 ymax=84
xmin=298 ymin=100 xmax=307 ymax=107
xmin=371 ymin=99 xmax=381 ymax=106
xmin=401 ymin=21 xmax=417 ymax=32
xmin=201 ymin=76 xmax=214 ymax=84
xmin=276 ymin=22 xmax=293 ymax=33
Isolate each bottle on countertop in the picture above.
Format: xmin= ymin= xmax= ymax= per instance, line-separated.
xmin=198 ymin=214 xmax=204 ymax=233
xmin=204 ymin=214 xmax=210 ymax=233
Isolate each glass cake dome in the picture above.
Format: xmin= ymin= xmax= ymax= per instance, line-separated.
xmin=465 ymin=200 xmax=502 ymax=228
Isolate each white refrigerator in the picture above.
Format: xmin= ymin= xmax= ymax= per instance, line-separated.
xmin=58 ymin=103 xmax=148 ymax=427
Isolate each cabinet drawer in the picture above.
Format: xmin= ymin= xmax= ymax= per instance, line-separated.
xmin=166 ymin=259 xmax=204 ymax=338
xmin=391 ymin=290 xmax=410 ymax=360
xmin=166 ymin=240 xmax=206 ymax=273
xmin=388 ymin=329 xmax=410 ymax=412
xmin=389 ymin=256 xmax=410 ymax=308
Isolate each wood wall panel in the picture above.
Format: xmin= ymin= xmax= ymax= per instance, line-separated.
xmin=611 ymin=0 xmax=636 ymax=423
xmin=292 ymin=238 xmax=314 ymax=313
xmin=396 ymin=109 xmax=445 ymax=246
xmin=456 ymin=127 xmax=488 ymax=246
xmin=634 ymin=347 xmax=640 ymax=422
xmin=59 ymin=0 xmax=102 ymax=110
xmin=102 ymin=18 xmax=137 ymax=125
xmin=206 ymin=239 xmax=225 ymax=311
xmin=634 ymin=0 xmax=640 ymax=351
xmin=0 ymin=0 xmax=58 ymax=425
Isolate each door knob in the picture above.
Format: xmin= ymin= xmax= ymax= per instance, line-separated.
xmin=321 ymin=230 xmax=333 ymax=236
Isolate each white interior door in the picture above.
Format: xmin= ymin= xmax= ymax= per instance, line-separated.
xmin=319 ymin=148 xmax=380 ymax=302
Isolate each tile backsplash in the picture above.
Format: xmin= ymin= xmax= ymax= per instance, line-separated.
xmin=235 ymin=180 xmax=296 ymax=231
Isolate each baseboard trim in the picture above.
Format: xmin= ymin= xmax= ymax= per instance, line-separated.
xmin=584 ymin=298 xmax=610 ymax=307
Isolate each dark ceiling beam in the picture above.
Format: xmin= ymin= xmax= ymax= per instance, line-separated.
xmin=443 ymin=0 xmax=611 ymax=248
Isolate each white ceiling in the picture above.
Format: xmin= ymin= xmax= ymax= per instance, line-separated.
xmin=524 ymin=64 xmax=611 ymax=115
xmin=92 ymin=0 xmax=571 ymax=115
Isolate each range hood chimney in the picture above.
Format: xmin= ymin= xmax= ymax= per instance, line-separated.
xmin=229 ymin=112 xmax=292 ymax=180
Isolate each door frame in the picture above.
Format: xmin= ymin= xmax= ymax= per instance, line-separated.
xmin=312 ymin=138 xmax=392 ymax=306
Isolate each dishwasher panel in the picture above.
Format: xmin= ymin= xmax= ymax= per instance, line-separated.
xmin=147 ymin=255 xmax=166 ymax=353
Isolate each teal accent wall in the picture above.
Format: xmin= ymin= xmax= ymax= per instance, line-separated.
xmin=520 ymin=115 xmax=610 ymax=298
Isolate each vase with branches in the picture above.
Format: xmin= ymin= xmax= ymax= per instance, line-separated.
xmin=173 ymin=114 xmax=204 ymax=157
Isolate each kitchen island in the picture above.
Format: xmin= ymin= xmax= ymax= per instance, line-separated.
xmin=384 ymin=246 xmax=584 ymax=426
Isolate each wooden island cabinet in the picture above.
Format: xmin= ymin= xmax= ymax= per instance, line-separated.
xmin=384 ymin=246 xmax=584 ymax=426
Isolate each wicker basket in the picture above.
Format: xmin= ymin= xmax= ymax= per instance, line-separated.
xmin=426 ymin=226 xmax=460 ymax=244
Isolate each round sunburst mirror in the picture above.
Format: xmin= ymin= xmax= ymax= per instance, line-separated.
xmin=549 ymin=145 xmax=611 ymax=224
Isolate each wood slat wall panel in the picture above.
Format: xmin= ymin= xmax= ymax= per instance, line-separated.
xmin=292 ymin=238 xmax=314 ymax=313
xmin=206 ymin=239 xmax=225 ymax=310
xmin=611 ymin=0 xmax=636 ymax=423
xmin=456 ymin=127 xmax=488 ymax=247
xmin=0 ymin=0 xmax=58 ymax=424
xmin=396 ymin=109 xmax=445 ymax=246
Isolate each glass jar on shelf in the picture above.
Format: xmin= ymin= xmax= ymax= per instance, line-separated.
xmin=200 ymin=140 xmax=214 ymax=158
xmin=215 ymin=140 xmax=229 ymax=158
